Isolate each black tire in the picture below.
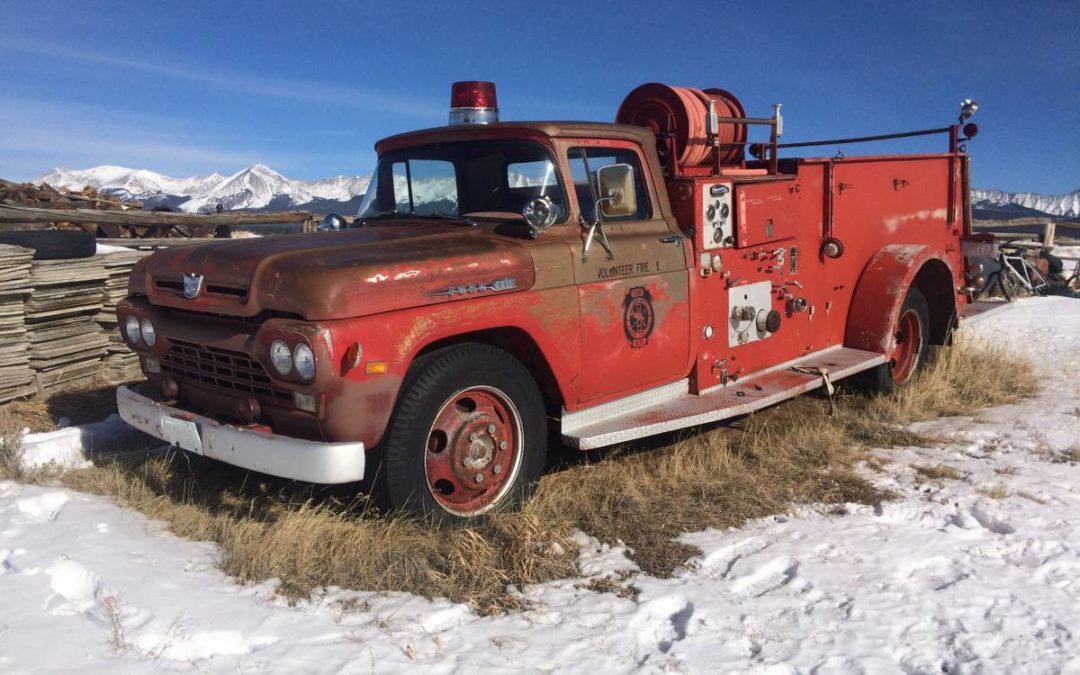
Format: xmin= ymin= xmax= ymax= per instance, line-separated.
xmin=986 ymin=271 xmax=1011 ymax=301
xmin=997 ymin=265 xmax=1032 ymax=300
xmin=371 ymin=343 xmax=547 ymax=523
xmin=856 ymin=286 xmax=931 ymax=394
xmin=0 ymin=230 xmax=96 ymax=260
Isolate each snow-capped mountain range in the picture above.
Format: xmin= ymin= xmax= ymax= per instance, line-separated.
xmin=35 ymin=164 xmax=1079 ymax=219
xmin=36 ymin=165 xmax=370 ymax=213
xmin=972 ymin=187 xmax=1080 ymax=218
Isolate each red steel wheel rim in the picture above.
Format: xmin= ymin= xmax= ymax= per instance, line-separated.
xmin=423 ymin=386 xmax=524 ymax=516
xmin=890 ymin=309 xmax=924 ymax=383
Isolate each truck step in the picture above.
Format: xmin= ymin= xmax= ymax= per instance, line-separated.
xmin=562 ymin=346 xmax=887 ymax=450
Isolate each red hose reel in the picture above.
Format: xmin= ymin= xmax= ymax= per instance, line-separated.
xmin=616 ymin=83 xmax=747 ymax=170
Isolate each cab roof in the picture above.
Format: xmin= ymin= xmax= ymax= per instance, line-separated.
xmin=375 ymin=121 xmax=656 ymax=153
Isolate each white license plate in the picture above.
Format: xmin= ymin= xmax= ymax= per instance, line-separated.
xmin=160 ymin=417 xmax=203 ymax=454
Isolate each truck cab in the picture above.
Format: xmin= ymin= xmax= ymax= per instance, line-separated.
xmin=116 ymin=81 xmax=978 ymax=521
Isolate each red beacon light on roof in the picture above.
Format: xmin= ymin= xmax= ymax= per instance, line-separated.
xmin=449 ymin=81 xmax=499 ymax=125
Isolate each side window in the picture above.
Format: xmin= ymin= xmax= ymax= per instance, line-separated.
xmin=507 ymin=160 xmax=558 ymax=192
xmin=407 ymin=159 xmax=458 ymax=215
xmin=567 ymin=147 xmax=651 ymax=221
xmin=390 ymin=159 xmax=458 ymax=215
xmin=391 ymin=161 xmax=410 ymax=212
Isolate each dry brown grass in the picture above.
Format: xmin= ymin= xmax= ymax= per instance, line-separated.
xmin=913 ymin=464 xmax=964 ymax=482
xmin=1 ymin=338 xmax=1039 ymax=612
xmin=0 ymin=374 xmax=136 ymax=435
xmin=978 ymin=482 xmax=1011 ymax=499
xmin=0 ymin=429 xmax=25 ymax=482
xmin=859 ymin=341 xmax=1039 ymax=423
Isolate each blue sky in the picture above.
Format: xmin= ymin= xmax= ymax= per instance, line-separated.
xmin=2 ymin=0 xmax=1077 ymax=194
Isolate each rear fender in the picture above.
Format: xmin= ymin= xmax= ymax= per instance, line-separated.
xmin=844 ymin=244 xmax=955 ymax=355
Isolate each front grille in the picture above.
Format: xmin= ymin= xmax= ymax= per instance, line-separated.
xmin=162 ymin=340 xmax=290 ymax=401
xmin=155 ymin=280 xmax=248 ymax=298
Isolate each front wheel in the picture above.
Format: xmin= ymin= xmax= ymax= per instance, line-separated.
xmin=372 ymin=344 xmax=547 ymax=522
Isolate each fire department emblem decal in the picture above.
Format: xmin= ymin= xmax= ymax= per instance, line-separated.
xmin=622 ymin=286 xmax=655 ymax=348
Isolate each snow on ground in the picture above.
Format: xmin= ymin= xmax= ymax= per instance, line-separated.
xmin=1 ymin=297 xmax=1079 ymax=673
xmin=19 ymin=414 xmax=135 ymax=472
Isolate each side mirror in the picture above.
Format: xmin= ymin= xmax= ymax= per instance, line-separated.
xmin=318 ymin=213 xmax=348 ymax=231
xmin=596 ymin=163 xmax=637 ymax=218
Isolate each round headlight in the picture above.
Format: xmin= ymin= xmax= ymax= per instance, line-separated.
xmin=293 ymin=343 xmax=315 ymax=381
xmin=140 ymin=318 xmax=157 ymax=347
xmin=125 ymin=316 xmax=141 ymax=344
xmin=269 ymin=340 xmax=292 ymax=375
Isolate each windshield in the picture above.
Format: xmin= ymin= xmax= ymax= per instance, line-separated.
xmin=357 ymin=141 xmax=568 ymax=222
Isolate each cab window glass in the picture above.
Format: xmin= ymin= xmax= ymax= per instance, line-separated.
xmin=568 ymin=147 xmax=651 ymax=221
xmin=360 ymin=141 xmax=568 ymax=223
xmin=405 ymin=159 xmax=458 ymax=215
xmin=391 ymin=161 xmax=410 ymax=212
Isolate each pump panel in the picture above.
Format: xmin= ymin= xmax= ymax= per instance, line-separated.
xmin=701 ymin=182 xmax=734 ymax=250
xmin=728 ymin=280 xmax=776 ymax=347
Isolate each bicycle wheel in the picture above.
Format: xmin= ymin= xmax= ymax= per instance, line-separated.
xmin=982 ymin=271 xmax=1007 ymax=300
xmin=999 ymin=265 xmax=1029 ymax=299
xmin=1028 ymin=265 xmax=1051 ymax=296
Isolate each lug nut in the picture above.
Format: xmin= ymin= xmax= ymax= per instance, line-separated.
xmin=499 ymin=440 xmax=507 ymax=450
xmin=469 ymin=432 xmax=478 ymax=442
xmin=493 ymin=465 xmax=502 ymax=475
xmin=474 ymin=473 xmax=484 ymax=483
xmin=486 ymin=424 xmax=496 ymax=434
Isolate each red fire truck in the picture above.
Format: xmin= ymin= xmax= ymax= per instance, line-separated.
xmin=116 ymin=81 xmax=987 ymax=521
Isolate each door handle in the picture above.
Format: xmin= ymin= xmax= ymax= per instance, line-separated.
xmin=659 ymin=235 xmax=682 ymax=245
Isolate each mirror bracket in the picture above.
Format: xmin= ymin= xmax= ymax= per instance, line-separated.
xmin=581 ymin=200 xmax=616 ymax=263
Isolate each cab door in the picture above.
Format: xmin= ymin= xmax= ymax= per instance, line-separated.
xmin=564 ymin=144 xmax=691 ymax=404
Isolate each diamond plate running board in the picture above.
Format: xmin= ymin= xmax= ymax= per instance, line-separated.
xmin=562 ymin=346 xmax=887 ymax=450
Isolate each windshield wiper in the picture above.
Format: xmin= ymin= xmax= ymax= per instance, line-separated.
xmin=356 ymin=210 xmax=402 ymax=224
xmin=416 ymin=211 xmax=477 ymax=227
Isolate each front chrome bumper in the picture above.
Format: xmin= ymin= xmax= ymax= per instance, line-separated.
xmin=116 ymin=385 xmax=366 ymax=484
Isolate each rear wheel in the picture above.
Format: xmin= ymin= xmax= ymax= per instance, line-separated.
xmin=372 ymin=344 xmax=547 ymax=522
xmin=858 ymin=286 xmax=930 ymax=394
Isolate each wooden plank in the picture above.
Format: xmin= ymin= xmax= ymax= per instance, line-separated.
xmin=0 ymin=204 xmax=313 ymax=227
xmin=974 ymin=217 xmax=1056 ymax=228
xmin=94 ymin=238 xmax=218 ymax=249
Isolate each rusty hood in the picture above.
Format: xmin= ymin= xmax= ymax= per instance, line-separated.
xmin=135 ymin=224 xmax=536 ymax=320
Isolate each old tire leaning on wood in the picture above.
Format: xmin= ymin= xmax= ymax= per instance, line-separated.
xmin=0 ymin=230 xmax=96 ymax=260
xmin=372 ymin=343 xmax=547 ymax=523
xmin=857 ymin=286 xmax=931 ymax=394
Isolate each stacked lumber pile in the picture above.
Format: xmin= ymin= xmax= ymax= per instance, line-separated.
xmin=97 ymin=250 xmax=150 ymax=380
xmin=25 ymin=257 xmax=109 ymax=389
xmin=0 ymin=178 xmax=142 ymax=211
xmin=1 ymin=179 xmax=216 ymax=238
xmin=0 ymin=245 xmax=35 ymax=402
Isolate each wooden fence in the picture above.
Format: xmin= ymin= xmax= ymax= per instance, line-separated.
xmin=0 ymin=204 xmax=318 ymax=235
